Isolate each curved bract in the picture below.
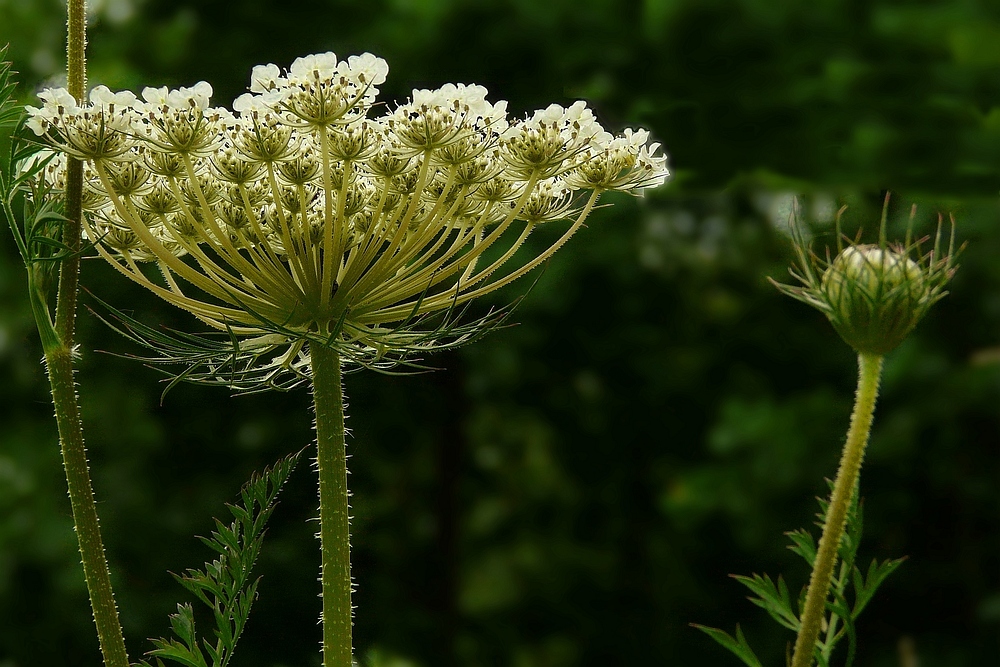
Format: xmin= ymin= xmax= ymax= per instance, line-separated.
xmin=26 ymin=52 xmax=669 ymax=380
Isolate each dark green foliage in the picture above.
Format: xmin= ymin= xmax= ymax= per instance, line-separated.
xmin=0 ymin=46 xmax=19 ymax=130
xmin=0 ymin=45 xmax=93 ymax=333
xmin=136 ymin=450 xmax=301 ymax=667
xmin=0 ymin=48 xmax=73 ymax=348
xmin=697 ymin=486 xmax=905 ymax=666
xmin=691 ymin=624 xmax=764 ymax=667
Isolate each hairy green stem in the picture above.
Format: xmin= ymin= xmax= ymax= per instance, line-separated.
xmin=790 ymin=353 xmax=883 ymax=667
xmin=44 ymin=344 xmax=130 ymax=667
xmin=34 ymin=2 xmax=131 ymax=666
xmin=310 ymin=344 xmax=353 ymax=667
xmin=57 ymin=0 xmax=86 ymax=342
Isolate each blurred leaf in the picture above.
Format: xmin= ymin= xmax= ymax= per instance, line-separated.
xmin=691 ymin=624 xmax=764 ymax=667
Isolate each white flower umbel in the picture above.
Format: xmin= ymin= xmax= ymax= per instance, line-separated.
xmin=27 ymin=52 xmax=669 ymax=378
xmin=26 ymin=52 xmax=670 ymax=667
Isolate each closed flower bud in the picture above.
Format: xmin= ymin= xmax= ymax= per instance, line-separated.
xmin=820 ymin=244 xmax=928 ymax=355
xmin=773 ymin=199 xmax=960 ymax=357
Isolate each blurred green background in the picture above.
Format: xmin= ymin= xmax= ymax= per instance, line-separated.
xmin=2 ymin=0 xmax=1000 ymax=665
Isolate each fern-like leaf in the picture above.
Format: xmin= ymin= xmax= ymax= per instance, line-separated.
xmin=691 ymin=623 xmax=764 ymax=667
xmin=0 ymin=45 xmax=19 ymax=131
xmin=732 ymin=573 xmax=799 ymax=632
xmin=696 ymin=485 xmax=904 ymax=666
xmin=136 ymin=450 xmax=302 ymax=667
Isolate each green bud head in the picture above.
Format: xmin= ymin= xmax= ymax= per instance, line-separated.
xmin=772 ymin=196 xmax=959 ymax=358
xmin=820 ymin=244 xmax=928 ymax=355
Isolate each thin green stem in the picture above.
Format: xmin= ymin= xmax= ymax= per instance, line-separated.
xmin=820 ymin=558 xmax=851 ymax=659
xmin=790 ymin=353 xmax=884 ymax=667
xmin=310 ymin=344 xmax=353 ymax=667
xmin=36 ymin=2 xmax=131 ymax=666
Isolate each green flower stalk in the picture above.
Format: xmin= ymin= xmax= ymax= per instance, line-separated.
xmin=773 ymin=199 xmax=959 ymax=667
xmin=1 ymin=1 xmax=132 ymax=665
xmin=25 ymin=53 xmax=669 ymax=666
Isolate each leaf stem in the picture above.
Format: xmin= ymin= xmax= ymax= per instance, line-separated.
xmin=310 ymin=344 xmax=353 ymax=667
xmin=820 ymin=558 xmax=850 ymax=660
xmin=790 ymin=353 xmax=883 ymax=667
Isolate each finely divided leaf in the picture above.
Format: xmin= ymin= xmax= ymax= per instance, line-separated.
xmin=143 ymin=604 xmax=208 ymax=667
xmin=140 ymin=450 xmax=302 ymax=667
xmin=691 ymin=624 xmax=764 ymax=667
xmin=785 ymin=528 xmax=817 ymax=566
xmin=853 ymin=557 xmax=907 ymax=616
xmin=732 ymin=573 xmax=800 ymax=632
xmin=0 ymin=46 xmax=19 ymax=130
xmin=695 ymin=484 xmax=904 ymax=666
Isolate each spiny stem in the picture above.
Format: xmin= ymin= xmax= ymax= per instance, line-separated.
xmin=39 ymin=2 xmax=131 ymax=666
xmin=44 ymin=344 xmax=130 ymax=667
xmin=55 ymin=0 xmax=86 ymax=342
xmin=310 ymin=344 xmax=353 ymax=667
xmin=790 ymin=353 xmax=883 ymax=667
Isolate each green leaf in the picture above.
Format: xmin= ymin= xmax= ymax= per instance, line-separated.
xmin=143 ymin=450 xmax=302 ymax=667
xmin=785 ymin=528 xmax=817 ymax=566
xmin=713 ymin=487 xmax=906 ymax=667
xmin=168 ymin=604 xmax=199 ymax=649
xmin=838 ymin=493 xmax=864 ymax=567
xmin=146 ymin=640 xmax=207 ymax=667
xmin=853 ymin=556 xmax=906 ymax=616
xmin=732 ymin=573 xmax=800 ymax=632
xmin=818 ymin=584 xmax=853 ymax=664
xmin=0 ymin=46 xmax=21 ymax=131
xmin=691 ymin=624 xmax=764 ymax=667
xmin=147 ymin=610 xmax=208 ymax=667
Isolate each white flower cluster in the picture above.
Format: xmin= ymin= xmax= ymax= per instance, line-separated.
xmin=26 ymin=51 xmax=669 ymax=360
